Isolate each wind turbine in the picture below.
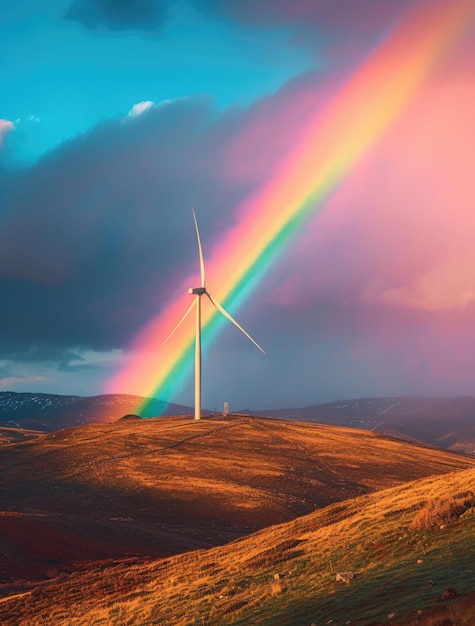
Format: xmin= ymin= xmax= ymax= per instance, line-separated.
xmin=165 ymin=209 xmax=265 ymax=421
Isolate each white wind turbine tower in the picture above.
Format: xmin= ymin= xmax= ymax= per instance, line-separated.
xmin=165 ymin=209 xmax=265 ymax=421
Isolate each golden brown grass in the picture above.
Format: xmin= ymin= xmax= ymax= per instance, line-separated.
xmin=2 ymin=415 xmax=474 ymax=585
xmin=0 ymin=426 xmax=43 ymax=445
xmin=1 ymin=464 xmax=474 ymax=625
xmin=409 ymin=493 xmax=474 ymax=531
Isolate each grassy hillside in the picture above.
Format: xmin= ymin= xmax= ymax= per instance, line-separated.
xmin=1 ymin=465 xmax=474 ymax=625
xmin=2 ymin=415 xmax=475 ymax=584
xmin=0 ymin=426 xmax=42 ymax=445
xmin=256 ymin=396 xmax=475 ymax=454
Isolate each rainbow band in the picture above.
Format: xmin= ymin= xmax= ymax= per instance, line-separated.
xmin=107 ymin=0 xmax=474 ymax=414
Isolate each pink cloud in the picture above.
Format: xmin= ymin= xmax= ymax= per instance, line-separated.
xmin=220 ymin=0 xmax=475 ymax=326
xmin=363 ymin=270 xmax=475 ymax=313
xmin=196 ymin=0 xmax=415 ymax=61
xmin=288 ymin=57 xmax=475 ymax=310
xmin=222 ymin=71 xmax=345 ymax=186
xmin=0 ymin=119 xmax=14 ymax=147
xmin=199 ymin=0 xmax=413 ymax=35
xmin=217 ymin=11 xmax=475 ymax=397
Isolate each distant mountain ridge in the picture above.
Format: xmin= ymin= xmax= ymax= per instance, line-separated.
xmin=1 ymin=392 xmax=474 ymax=454
xmin=0 ymin=391 xmax=193 ymax=432
xmin=256 ymin=395 xmax=475 ymax=454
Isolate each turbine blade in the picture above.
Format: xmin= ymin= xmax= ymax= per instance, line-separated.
xmin=205 ymin=292 xmax=265 ymax=354
xmin=163 ymin=299 xmax=197 ymax=345
xmin=192 ymin=208 xmax=206 ymax=288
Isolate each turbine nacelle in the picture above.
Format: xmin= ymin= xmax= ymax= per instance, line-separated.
xmin=188 ymin=287 xmax=206 ymax=295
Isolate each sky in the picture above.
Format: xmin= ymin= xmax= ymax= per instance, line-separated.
xmin=1 ymin=0 xmax=475 ymax=411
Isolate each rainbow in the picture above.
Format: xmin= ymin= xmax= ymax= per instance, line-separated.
xmin=107 ymin=0 xmax=474 ymax=414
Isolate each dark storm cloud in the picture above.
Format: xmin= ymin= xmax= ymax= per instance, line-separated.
xmin=65 ymin=0 xmax=169 ymax=32
xmin=63 ymin=0 xmax=414 ymax=38
xmin=0 ymin=67 xmax=334 ymax=369
xmin=0 ymin=96 xmax=259 ymax=362
xmin=193 ymin=0 xmax=414 ymax=56
xmin=194 ymin=0 xmax=413 ymax=30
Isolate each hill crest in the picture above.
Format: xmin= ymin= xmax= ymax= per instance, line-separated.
xmin=1 ymin=414 xmax=474 ymax=590
xmin=256 ymin=395 xmax=475 ymax=454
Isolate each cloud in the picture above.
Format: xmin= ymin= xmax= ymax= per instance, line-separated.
xmin=196 ymin=0 xmax=411 ymax=28
xmin=1 ymin=7 xmax=474 ymax=404
xmin=384 ymin=287 xmax=475 ymax=312
xmin=0 ymin=93 xmax=254 ymax=364
xmin=0 ymin=375 xmax=54 ymax=389
xmin=363 ymin=278 xmax=475 ymax=313
xmin=0 ymin=119 xmax=14 ymax=148
xmin=13 ymin=116 xmax=41 ymax=125
xmin=128 ymin=100 xmax=155 ymax=117
xmin=65 ymin=0 xmax=169 ymax=32
xmin=0 ymin=70 xmax=344 ymax=380
xmin=193 ymin=0 xmax=414 ymax=56
xmin=63 ymin=0 xmax=414 ymax=42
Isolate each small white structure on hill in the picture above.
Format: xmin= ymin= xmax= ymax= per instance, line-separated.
xmin=223 ymin=402 xmax=229 ymax=416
